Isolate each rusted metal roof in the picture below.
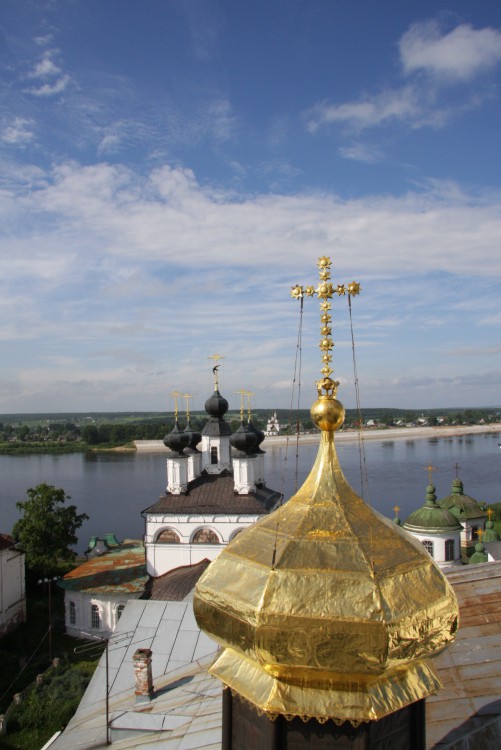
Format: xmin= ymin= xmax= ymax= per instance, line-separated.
xmin=59 ymin=539 xmax=147 ymax=595
xmin=0 ymin=533 xmax=15 ymax=551
xmin=143 ymin=472 xmax=282 ymax=515
xmin=428 ymin=560 xmax=501 ymax=748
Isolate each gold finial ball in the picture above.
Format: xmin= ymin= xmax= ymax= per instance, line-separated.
xmin=311 ymin=396 xmax=345 ymax=432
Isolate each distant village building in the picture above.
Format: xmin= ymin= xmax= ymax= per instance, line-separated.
xmin=265 ymin=411 xmax=280 ymax=435
xmin=0 ymin=534 xmax=26 ymax=637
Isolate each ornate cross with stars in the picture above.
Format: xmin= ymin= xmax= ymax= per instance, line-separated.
xmin=290 ymin=256 xmax=360 ymax=393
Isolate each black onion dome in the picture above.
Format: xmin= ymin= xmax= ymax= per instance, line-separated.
xmin=230 ymin=421 xmax=258 ymax=456
xmin=248 ymin=418 xmax=265 ymax=454
xmin=163 ymin=419 xmax=191 ymax=455
xmin=183 ymin=418 xmax=201 ymax=453
xmin=204 ymin=388 xmax=229 ymax=418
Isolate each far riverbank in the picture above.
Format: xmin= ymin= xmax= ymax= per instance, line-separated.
xmin=134 ymin=422 xmax=501 ymax=451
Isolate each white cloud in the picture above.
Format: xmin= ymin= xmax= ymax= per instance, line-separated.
xmin=1 ymin=159 xmax=500 ymax=411
xmin=1 ymin=118 xmax=35 ymax=145
xmin=29 ymin=55 xmax=61 ymax=79
xmin=400 ymin=21 xmax=501 ymax=81
xmin=306 ymin=86 xmax=420 ymax=132
xmin=306 ymin=20 xmax=501 ymax=134
xmin=339 ymin=142 xmax=383 ymax=163
xmin=26 ymin=74 xmax=70 ymax=97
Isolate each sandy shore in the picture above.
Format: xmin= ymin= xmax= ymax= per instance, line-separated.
xmin=134 ymin=423 xmax=500 ymax=451
xmin=263 ymin=423 xmax=501 ymax=446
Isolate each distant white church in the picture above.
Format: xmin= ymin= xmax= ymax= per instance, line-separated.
xmin=265 ymin=411 xmax=280 ymax=436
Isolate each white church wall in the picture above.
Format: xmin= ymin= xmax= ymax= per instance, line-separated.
xmin=64 ymin=590 xmax=136 ymax=640
xmin=144 ymin=513 xmax=260 ymax=577
xmin=410 ymin=531 xmax=462 ymax=568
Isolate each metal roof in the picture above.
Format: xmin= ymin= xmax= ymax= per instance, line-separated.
xmin=427 ymin=560 xmax=501 ymax=748
xmin=143 ymin=473 xmax=281 ymax=515
xmin=51 ymin=562 xmax=501 ymax=749
xmin=50 ymin=598 xmax=220 ymax=750
xmin=58 ymin=540 xmax=148 ymax=595
xmin=145 ymin=559 xmax=211 ymax=601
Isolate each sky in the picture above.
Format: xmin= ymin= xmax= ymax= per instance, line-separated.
xmin=1 ymin=0 xmax=501 ymax=414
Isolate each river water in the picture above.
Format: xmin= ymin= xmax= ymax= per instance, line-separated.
xmin=1 ymin=432 xmax=500 ymax=553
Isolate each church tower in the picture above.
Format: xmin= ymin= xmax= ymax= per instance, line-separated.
xmin=194 ymin=257 xmax=459 ymax=749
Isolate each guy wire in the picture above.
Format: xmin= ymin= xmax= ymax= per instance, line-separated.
xmin=348 ymin=294 xmax=375 ymax=570
xmin=272 ymin=294 xmax=304 ymax=570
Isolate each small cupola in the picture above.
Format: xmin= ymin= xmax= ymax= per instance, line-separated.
xmin=201 ymin=355 xmax=232 ymax=474
xmin=163 ymin=394 xmax=190 ymax=494
xmin=230 ymin=393 xmax=258 ymax=494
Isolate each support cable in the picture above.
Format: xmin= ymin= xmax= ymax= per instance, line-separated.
xmin=272 ymin=295 xmax=304 ymax=569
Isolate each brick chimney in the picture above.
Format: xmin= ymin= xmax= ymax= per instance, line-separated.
xmin=133 ymin=648 xmax=154 ymax=705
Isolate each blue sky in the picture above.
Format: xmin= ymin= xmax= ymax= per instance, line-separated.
xmin=1 ymin=0 xmax=501 ymax=414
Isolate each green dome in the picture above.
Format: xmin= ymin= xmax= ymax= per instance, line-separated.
xmin=404 ymin=485 xmax=462 ymax=534
xmin=438 ymin=479 xmax=486 ymax=521
xmin=483 ymin=520 xmax=500 ymax=543
xmin=469 ymin=541 xmax=488 ymax=564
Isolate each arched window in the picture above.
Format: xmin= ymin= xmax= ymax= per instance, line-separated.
xmin=91 ymin=604 xmax=101 ymax=629
xmin=422 ymin=540 xmax=434 ymax=557
xmin=192 ymin=528 xmax=220 ymax=544
xmin=445 ymin=539 xmax=455 ymax=561
xmin=156 ymin=529 xmax=181 ymax=543
xmin=116 ymin=604 xmax=125 ymax=622
xmin=69 ymin=601 xmax=76 ymax=625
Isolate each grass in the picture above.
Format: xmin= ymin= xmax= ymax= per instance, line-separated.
xmin=0 ymin=587 xmax=104 ymax=750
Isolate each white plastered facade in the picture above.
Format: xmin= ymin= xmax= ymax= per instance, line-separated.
xmin=144 ymin=514 xmax=258 ymax=577
xmin=64 ymin=590 xmax=138 ymax=640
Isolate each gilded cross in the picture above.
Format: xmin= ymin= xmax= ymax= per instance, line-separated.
xmin=245 ymin=391 xmax=255 ymax=422
xmin=208 ymin=353 xmax=225 ymax=389
xmin=183 ymin=393 xmax=193 ymax=420
xmin=454 ymin=462 xmax=461 ymax=479
xmin=477 ymin=528 xmax=484 ymax=543
xmin=170 ymin=390 xmax=182 ymax=419
xmin=291 ymin=256 xmax=360 ymax=393
xmin=393 ymin=505 xmax=401 ymax=516
xmin=425 ymin=464 xmax=436 ymax=484
xmin=487 ymin=508 xmax=494 ymax=521
xmin=234 ymin=389 xmax=247 ymax=420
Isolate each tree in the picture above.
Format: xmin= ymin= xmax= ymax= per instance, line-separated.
xmin=12 ymin=484 xmax=89 ymax=576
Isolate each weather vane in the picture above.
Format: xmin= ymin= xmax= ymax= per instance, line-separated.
xmin=208 ymin=353 xmax=225 ymax=389
xmin=291 ymin=256 xmax=360 ymax=396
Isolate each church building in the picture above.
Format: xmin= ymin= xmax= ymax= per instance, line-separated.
xmin=402 ymin=477 xmax=462 ymax=568
xmin=438 ymin=477 xmax=487 ymax=551
xmin=142 ymin=375 xmax=281 ymax=579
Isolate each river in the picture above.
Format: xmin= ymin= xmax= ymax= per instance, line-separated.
xmin=1 ymin=431 xmax=500 ymax=553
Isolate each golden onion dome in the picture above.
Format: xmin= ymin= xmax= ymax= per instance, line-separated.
xmin=194 ymin=259 xmax=459 ymax=725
